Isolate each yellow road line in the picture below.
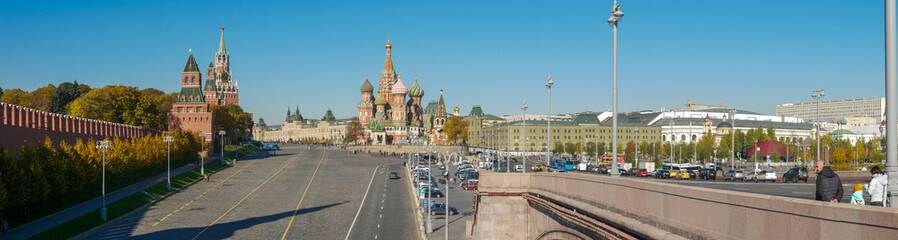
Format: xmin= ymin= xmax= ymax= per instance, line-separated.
xmin=190 ymin=149 xmax=307 ymax=240
xmin=153 ymin=150 xmax=286 ymax=226
xmin=281 ymin=149 xmax=327 ymax=240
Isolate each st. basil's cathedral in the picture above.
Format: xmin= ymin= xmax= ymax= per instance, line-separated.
xmin=358 ymin=41 xmax=450 ymax=144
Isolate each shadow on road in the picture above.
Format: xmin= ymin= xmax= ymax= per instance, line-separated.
xmin=86 ymin=201 xmax=347 ymax=240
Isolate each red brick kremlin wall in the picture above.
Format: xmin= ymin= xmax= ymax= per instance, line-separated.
xmin=0 ymin=102 xmax=160 ymax=156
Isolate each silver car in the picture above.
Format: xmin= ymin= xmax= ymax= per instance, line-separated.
xmin=724 ymin=170 xmax=745 ymax=181
xmin=752 ymin=170 xmax=777 ymax=183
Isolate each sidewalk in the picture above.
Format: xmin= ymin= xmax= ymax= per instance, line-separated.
xmin=5 ymin=151 xmax=240 ymax=240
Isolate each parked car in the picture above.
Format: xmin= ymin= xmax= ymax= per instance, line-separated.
xmin=754 ymin=170 xmax=777 ymax=182
xmin=745 ymin=170 xmax=762 ymax=182
xmin=420 ymin=188 xmax=444 ymax=198
xmin=723 ymin=170 xmax=745 ymax=181
xmin=428 ymin=203 xmax=458 ymax=215
xmin=783 ymin=167 xmax=809 ymax=183
xmin=389 ymin=172 xmax=400 ymax=179
xmin=625 ymin=167 xmax=639 ymax=176
xmin=654 ymin=169 xmax=670 ymax=178
xmin=698 ymin=168 xmax=717 ymax=180
xmin=462 ymin=179 xmax=479 ymax=190
xmin=672 ymin=170 xmax=691 ymax=180
xmin=636 ymin=168 xmax=649 ymax=177
xmin=687 ymin=170 xmax=697 ymax=179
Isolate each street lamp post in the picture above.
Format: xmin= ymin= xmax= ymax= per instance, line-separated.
xmin=546 ymin=74 xmax=554 ymax=166
xmin=522 ymin=100 xmax=528 ymax=172
xmin=96 ymin=140 xmax=111 ymax=221
xmin=731 ymin=109 xmax=737 ymax=169
xmin=635 ymin=125 xmax=639 ymax=168
xmin=812 ymin=87 xmax=825 ymax=164
xmin=219 ymin=130 xmax=226 ymax=165
xmin=164 ymin=136 xmax=174 ymax=191
xmin=199 ymin=132 xmax=207 ymax=175
xmin=608 ymin=0 xmax=624 ymax=177
xmin=887 ymin=0 xmax=898 ymax=207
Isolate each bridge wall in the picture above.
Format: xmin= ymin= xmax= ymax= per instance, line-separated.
xmin=476 ymin=172 xmax=898 ymax=239
xmin=0 ymin=103 xmax=159 ymax=155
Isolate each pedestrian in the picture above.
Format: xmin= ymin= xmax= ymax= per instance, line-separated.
xmin=203 ymin=173 xmax=209 ymax=182
xmin=815 ymin=161 xmax=843 ymax=203
xmin=866 ymin=166 xmax=889 ymax=206
xmin=850 ymin=184 xmax=865 ymax=205
xmin=2 ymin=219 xmax=8 ymax=236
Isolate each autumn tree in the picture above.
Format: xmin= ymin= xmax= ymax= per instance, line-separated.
xmin=442 ymin=116 xmax=468 ymax=144
xmin=344 ymin=117 xmax=365 ymax=144
xmin=68 ymin=85 xmax=160 ymax=129
xmin=553 ymin=142 xmax=564 ymax=154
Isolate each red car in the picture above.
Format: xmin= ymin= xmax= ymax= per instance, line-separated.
xmin=461 ymin=180 xmax=479 ymax=190
xmin=636 ymin=169 xmax=649 ymax=177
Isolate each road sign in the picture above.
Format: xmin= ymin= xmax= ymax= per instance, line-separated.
xmin=422 ymin=200 xmax=435 ymax=207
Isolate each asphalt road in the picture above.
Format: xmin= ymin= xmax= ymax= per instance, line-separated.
xmin=80 ymin=145 xmax=415 ymax=240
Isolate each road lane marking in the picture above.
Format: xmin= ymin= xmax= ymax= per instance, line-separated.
xmin=152 ymin=150 xmax=279 ymax=227
xmin=281 ymin=149 xmax=327 ymax=240
xmin=190 ymin=148 xmax=306 ymax=240
xmin=344 ymin=165 xmax=382 ymax=240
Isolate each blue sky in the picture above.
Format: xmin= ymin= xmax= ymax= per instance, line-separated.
xmin=0 ymin=0 xmax=889 ymax=123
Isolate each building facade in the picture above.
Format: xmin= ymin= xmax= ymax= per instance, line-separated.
xmin=253 ymin=110 xmax=346 ymax=142
xmin=776 ymin=97 xmax=884 ymax=124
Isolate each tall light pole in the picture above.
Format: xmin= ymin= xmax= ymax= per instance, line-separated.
xmin=812 ymin=87 xmax=825 ymax=164
xmin=670 ymin=120 xmax=675 ymax=163
xmin=608 ymin=0 xmax=624 ymax=177
xmin=164 ymin=136 xmax=174 ymax=191
xmin=522 ymin=100 xmax=528 ymax=172
xmin=219 ymin=130 xmax=226 ymax=165
xmin=731 ymin=109 xmax=736 ymax=169
xmin=546 ymin=74 xmax=554 ymax=166
xmin=199 ymin=132 xmax=207 ymax=175
xmin=886 ymin=0 xmax=898 ymax=207
xmin=507 ymin=124 xmax=511 ymax=172
xmin=635 ymin=125 xmax=639 ymax=168
xmin=96 ymin=140 xmax=111 ymax=221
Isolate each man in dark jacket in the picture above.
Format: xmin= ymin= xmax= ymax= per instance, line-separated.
xmin=815 ymin=161 xmax=843 ymax=203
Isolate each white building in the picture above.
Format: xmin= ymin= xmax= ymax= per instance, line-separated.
xmin=777 ymin=97 xmax=884 ymax=124
xmin=611 ymin=108 xmax=816 ymax=144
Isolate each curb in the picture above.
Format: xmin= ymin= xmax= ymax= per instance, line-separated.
xmin=405 ymin=165 xmax=428 ymax=240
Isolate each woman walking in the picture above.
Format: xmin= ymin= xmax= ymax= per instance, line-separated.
xmin=866 ymin=166 xmax=889 ymax=207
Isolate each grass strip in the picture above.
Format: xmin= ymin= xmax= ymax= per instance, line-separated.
xmin=29 ymin=144 xmax=259 ymax=240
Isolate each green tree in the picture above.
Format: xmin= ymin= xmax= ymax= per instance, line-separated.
xmin=766 ymin=126 xmax=777 ymax=141
xmin=553 ymin=142 xmax=564 ymax=154
xmin=734 ymin=130 xmax=746 ymax=159
xmin=48 ymin=81 xmax=82 ymax=114
xmin=0 ymin=86 xmax=4 ymax=99
xmin=564 ymin=142 xmax=578 ymax=156
xmin=68 ymin=85 xmax=161 ymax=129
xmin=717 ymin=132 xmax=732 ymax=160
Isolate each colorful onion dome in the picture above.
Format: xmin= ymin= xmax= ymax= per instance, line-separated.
xmin=361 ymin=77 xmax=373 ymax=93
xmin=374 ymin=96 xmax=387 ymax=105
xmin=408 ymin=78 xmax=424 ymax=98
xmin=391 ymin=76 xmax=408 ymax=95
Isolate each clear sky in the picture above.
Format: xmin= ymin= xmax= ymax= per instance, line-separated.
xmin=0 ymin=0 xmax=889 ymax=123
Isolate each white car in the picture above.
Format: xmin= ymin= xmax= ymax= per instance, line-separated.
xmin=755 ymin=170 xmax=777 ymax=182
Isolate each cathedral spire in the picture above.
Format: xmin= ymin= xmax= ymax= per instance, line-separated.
xmin=383 ymin=40 xmax=394 ymax=74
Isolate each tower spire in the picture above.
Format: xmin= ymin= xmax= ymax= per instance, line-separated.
xmin=218 ymin=27 xmax=227 ymax=54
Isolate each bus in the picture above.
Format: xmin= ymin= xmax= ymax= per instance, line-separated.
xmin=550 ymin=158 xmax=577 ymax=171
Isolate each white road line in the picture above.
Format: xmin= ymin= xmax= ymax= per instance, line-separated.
xmin=378 ymin=224 xmax=380 ymax=228
xmin=345 ymin=165 xmax=381 ymax=240
xmin=380 ymin=214 xmax=382 ymax=218
xmin=375 ymin=235 xmax=378 ymax=239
